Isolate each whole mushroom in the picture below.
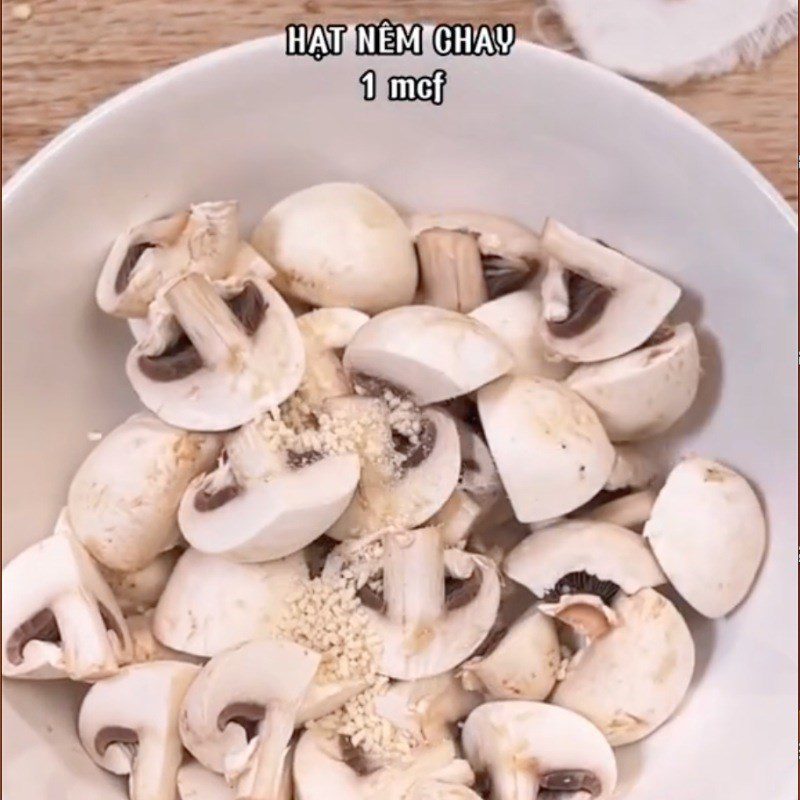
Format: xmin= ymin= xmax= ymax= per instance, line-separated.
xmin=2 ymin=513 xmax=132 ymax=680
xmin=644 ymin=457 xmax=767 ymax=618
xmin=78 ymin=660 xmax=200 ymax=800
xmin=462 ymin=701 xmax=617 ymax=800
xmin=67 ymin=412 xmax=220 ymax=572
xmin=252 ymin=183 xmax=418 ymax=313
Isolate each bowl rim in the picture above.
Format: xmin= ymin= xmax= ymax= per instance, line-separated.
xmin=2 ymin=31 xmax=797 ymax=231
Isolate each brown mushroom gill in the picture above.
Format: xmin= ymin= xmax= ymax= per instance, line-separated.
xmin=286 ymin=449 xmax=324 ymax=470
xmin=356 ymin=578 xmax=387 ymax=614
xmin=481 ymin=254 xmax=534 ymax=299
xmin=6 ymin=608 xmax=61 ymax=666
xmin=138 ymin=281 xmax=268 ymax=382
xmin=540 ymin=769 xmax=602 ymax=797
xmin=392 ymin=417 xmax=437 ymax=470
xmin=547 ymin=271 xmax=613 ymax=338
xmin=218 ymin=702 xmax=266 ymax=742
xmin=114 ymin=241 xmax=156 ymax=294
xmin=194 ymin=482 xmax=242 ymax=512
xmin=339 ymin=735 xmax=379 ymax=776
xmin=304 ymin=535 xmax=338 ymax=579
xmin=95 ymin=726 xmax=140 ymax=756
xmin=542 ymin=571 xmax=620 ymax=606
xmin=444 ymin=569 xmax=483 ymax=610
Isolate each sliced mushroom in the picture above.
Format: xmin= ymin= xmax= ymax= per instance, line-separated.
xmin=67 ymin=413 xmax=220 ymax=572
xmin=126 ymin=273 xmax=305 ymax=430
xmin=460 ymin=609 xmax=560 ymax=701
xmin=470 ymin=288 xmax=572 ymax=380
xmin=294 ymin=730 xmax=475 ymax=800
xmin=337 ymin=526 xmax=501 ymax=680
xmin=407 ymin=212 xmax=540 ymax=304
xmin=152 ymin=548 xmax=307 ymax=657
xmin=178 ymin=761 xmax=235 ymax=800
xmin=100 ymin=549 xmax=182 ymax=615
xmin=344 ymin=306 xmax=513 ymax=405
xmin=2 ymin=511 xmax=132 ymax=680
xmin=539 ymin=219 xmax=681 ymax=363
xmin=566 ymin=322 xmax=701 ymax=441
xmin=604 ymin=444 xmax=658 ymax=491
xmin=644 ymin=457 xmax=767 ymax=618
xmin=96 ymin=201 xmax=243 ymax=318
xmin=477 ymin=376 xmax=615 ymax=522
xmin=325 ymin=397 xmax=461 ymax=540
xmin=252 ymin=183 xmax=418 ymax=313
xmin=78 ymin=660 xmax=200 ymax=800
xmin=296 ymin=307 xmax=371 ymax=406
xmin=462 ymin=701 xmax=617 ymax=799
xmin=179 ymin=639 xmax=319 ymax=797
xmin=179 ymin=422 xmax=361 ymax=562
xmin=551 ymin=588 xmax=695 ymax=746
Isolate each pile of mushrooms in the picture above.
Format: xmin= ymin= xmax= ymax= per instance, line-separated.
xmin=2 ymin=185 xmax=768 ymax=800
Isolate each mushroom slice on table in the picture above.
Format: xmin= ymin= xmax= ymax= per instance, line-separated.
xmin=79 ymin=660 xmax=200 ymax=800
xmin=178 ymin=761 xmax=235 ymax=800
xmin=470 ymin=288 xmax=573 ymax=380
xmin=552 ymin=588 xmax=695 ymax=746
xmin=179 ymin=639 xmax=320 ymax=798
xmin=96 ymin=201 xmax=247 ymax=318
xmin=101 ymin=549 xmax=182 ymax=615
xmin=67 ymin=412 xmax=220 ymax=572
xmin=459 ymin=609 xmax=560 ymax=701
xmin=566 ymin=322 xmax=701 ymax=441
xmin=252 ymin=183 xmax=418 ymax=313
xmin=325 ymin=397 xmax=461 ymax=540
xmin=539 ymin=219 xmax=681 ymax=363
xmin=296 ymin=307 xmax=371 ymax=406
xmin=152 ymin=548 xmax=307 ymax=658
xmin=341 ymin=526 xmax=500 ymax=680
xmin=126 ymin=273 xmax=305 ymax=431
xmin=344 ymin=306 xmax=513 ymax=405
xmin=2 ymin=512 xmax=132 ymax=680
xmin=462 ymin=701 xmax=617 ymax=800
xmin=179 ymin=421 xmax=361 ymax=562
xmin=644 ymin=457 xmax=767 ymax=618
xmin=407 ymin=211 xmax=540 ymax=307
xmin=477 ymin=376 xmax=615 ymax=522
xmin=294 ymin=730 xmax=475 ymax=800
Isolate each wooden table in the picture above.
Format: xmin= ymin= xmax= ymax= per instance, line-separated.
xmin=2 ymin=1 xmax=797 ymax=208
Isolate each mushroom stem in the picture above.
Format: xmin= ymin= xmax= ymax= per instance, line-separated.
xmin=226 ymin=422 xmax=288 ymax=482
xmin=128 ymin=731 xmax=184 ymax=800
xmin=492 ymin=768 xmax=540 ymax=800
xmin=235 ymin=707 xmax=294 ymax=799
xmin=165 ymin=273 xmax=251 ymax=370
xmin=541 ymin=257 xmax=570 ymax=323
xmin=51 ymin=593 xmax=118 ymax=679
xmin=383 ymin=529 xmax=445 ymax=645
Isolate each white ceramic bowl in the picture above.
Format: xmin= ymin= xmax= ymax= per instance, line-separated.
xmin=2 ymin=33 xmax=797 ymax=800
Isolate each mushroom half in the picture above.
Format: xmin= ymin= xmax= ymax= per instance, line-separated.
xmin=152 ymin=548 xmax=307 ymax=658
xmin=539 ymin=219 xmax=681 ymax=363
xmin=2 ymin=512 xmax=132 ymax=680
xmin=462 ymin=701 xmax=617 ymax=800
xmin=551 ymin=588 xmax=695 ymax=746
xmin=67 ymin=412 xmax=220 ymax=572
xmin=126 ymin=273 xmax=305 ymax=430
xmin=644 ymin=457 xmax=767 ymax=618
xmin=566 ymin=322 xmax=701 ymax=441
xmin=78 ymin=660 xmax=200 ymax=800
xmin=344 ymin=306 xmax=513 ymax=405
xmin=252 ymin=183 xmax=418 ymax=313
xmin=179 ymin=420 xmax=361 ymax=562
xmin=179 ymin=639 xmax=320 ymax=798
xmin=331 ymin=526 xmax=501 ymax=680
xmin=477 ymin=376 xmax=615 ymax=522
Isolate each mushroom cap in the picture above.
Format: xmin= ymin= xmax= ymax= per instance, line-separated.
xmin=101 ymin=548 xmax=181 ymax=615
xmin=566 ymin=322 xmax=701 ymax=441
xmin=179 ymin=451 xmax=361 ymax=562
xmin=179 ymin=638 xmax=320 ymax=775
xmin=552 ymin=588 xmax=695 ymax=746
xmin=327 ymin=401 xmax=462 ymax=540
xmin=504 ymin=519 xmax=666 ymax=597
xmin=252 ymin=183 xmax=418 ymax=313
xmin=470 ymin=289 xmax=572 ymax=380
xmin=462 ymin=701 xmax=617 ymax=800
xmin=539 ymin=219 xmax=681 ymax=363
xmin=644 ymin=457 xmax=767 ymax=618
xmin=2 ymin=513 xmax=132 ymax=680
xmin=67 ymin=413 xmax=221 ymax=572
xmin=343 ymin=306 xmax=513 ymax=405
xmin=178 ymin=761 xmax=235 ymax=800
xmin=460 ymin=608 xmax=560 ymax=701
xmin=152 ymin=548 xmax=307 ymax=657
xmin=78 ymin=660 xmax=200 ymax=800
xmin=477 ymin=376 xmax=615 ymax=522
xmin=127 ymin=275 xmax=306 ymax=431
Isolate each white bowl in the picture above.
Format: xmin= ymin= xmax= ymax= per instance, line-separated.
xmin=2 ymin=33 xmax=797 ymax=800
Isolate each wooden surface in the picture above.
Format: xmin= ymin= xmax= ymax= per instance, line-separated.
xmin=2 ymin=1 xmax=797 ymax=207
